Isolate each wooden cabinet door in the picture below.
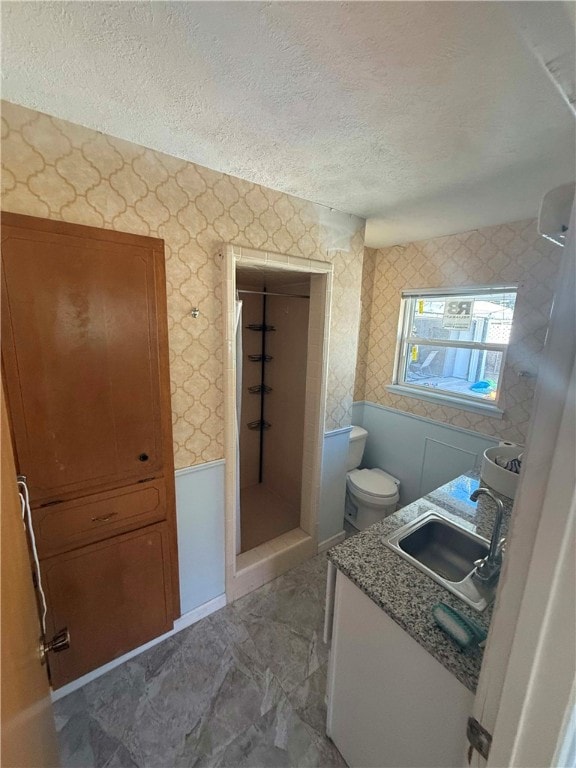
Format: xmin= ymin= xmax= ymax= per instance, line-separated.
xmin=1 ymin=213 xmax=167 ymax=504
xmin=42 ymin=522 xmax=173 ymax=688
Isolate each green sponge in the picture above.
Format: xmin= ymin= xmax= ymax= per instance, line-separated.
xmin=432 ymin=602 xmax=487 ymax=650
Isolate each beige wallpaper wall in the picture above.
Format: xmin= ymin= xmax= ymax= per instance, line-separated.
xmin=355 ymin=220 xmax=562 ymax=444
xmin=1 ymin=101 xmax=365 ymax=469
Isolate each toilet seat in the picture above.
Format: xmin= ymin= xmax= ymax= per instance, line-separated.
xmin=347 ymin=468 xmax=399 ymax=500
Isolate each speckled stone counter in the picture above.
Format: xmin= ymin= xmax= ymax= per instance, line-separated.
xmin=327 ymin=472 xmax=513 ymax=693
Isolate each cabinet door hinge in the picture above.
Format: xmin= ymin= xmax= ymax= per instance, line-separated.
xmin=467 ymin=717 xmax=492 ymax=762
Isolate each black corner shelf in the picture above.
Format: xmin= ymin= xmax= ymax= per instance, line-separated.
xmin=247 ymin=419 xmax=272 ymax=431
xmin=246 ymin=323 xmax=276 ymax=332
xmin=248 ymin=384 xmax=272 ymax=394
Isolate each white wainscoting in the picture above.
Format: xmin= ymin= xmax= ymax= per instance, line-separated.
xmin=352 ymin=402 xmax=499 ymax=505
xmin=318 ymin=426 xmax=352 ymax=547
xmin=175 ymin=459 xmax=226 ymax=614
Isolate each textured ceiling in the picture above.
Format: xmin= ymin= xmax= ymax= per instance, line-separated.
xmin=1 ymin=1 xmax=575 ymax=246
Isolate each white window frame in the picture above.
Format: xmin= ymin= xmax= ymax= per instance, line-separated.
xmin=388 ymin=285 xmax=518 ymax=417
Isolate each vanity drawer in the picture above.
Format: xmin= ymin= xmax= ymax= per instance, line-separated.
xmin=33 ymin=479 xmax=166 ymax=558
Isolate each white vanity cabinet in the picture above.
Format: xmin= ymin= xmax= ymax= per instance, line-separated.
xmin=326 ymin=570 xmax=474 ymax=768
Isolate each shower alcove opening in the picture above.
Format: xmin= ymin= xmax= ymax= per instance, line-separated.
xmin=222 ymin=246 xmax=332 ymax=601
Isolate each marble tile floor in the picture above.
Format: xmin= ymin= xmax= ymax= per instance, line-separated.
xmin=54 ymin=553 xmax=347 ymax=768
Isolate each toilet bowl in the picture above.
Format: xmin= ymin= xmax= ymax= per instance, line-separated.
xmin=346 ymin=467 xmax=400 ymax=530
xmin=345 ymin=426 xmax=400 ymax=531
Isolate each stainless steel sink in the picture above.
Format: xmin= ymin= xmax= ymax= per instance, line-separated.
xmin=384 ymin=511 xmax=493 ymax=611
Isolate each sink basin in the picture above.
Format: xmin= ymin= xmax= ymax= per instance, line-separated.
xmin=398 ymin=518 xmax=489 ymax=582
xmin=385 ymin=511 xmax=492 ymax=611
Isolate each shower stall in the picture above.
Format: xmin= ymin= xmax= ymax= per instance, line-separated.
xmin=236 ymin=267 xmax=310 ymax=553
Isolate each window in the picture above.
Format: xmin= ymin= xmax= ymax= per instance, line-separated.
xmin=391 ymin=286 xmax=518 ymax=414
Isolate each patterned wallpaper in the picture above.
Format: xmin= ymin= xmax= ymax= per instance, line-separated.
xmin=1 ymin=101 xmax=365 ymax=469
xmin=355 ymin=220 xmax=562 ymax=444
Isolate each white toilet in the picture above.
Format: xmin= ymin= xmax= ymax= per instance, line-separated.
xmin=345 ymin=425 xmax=400 ymax=530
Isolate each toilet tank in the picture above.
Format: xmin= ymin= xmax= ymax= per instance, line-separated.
xmin=347 ymin=426 xmax=368 ymax=471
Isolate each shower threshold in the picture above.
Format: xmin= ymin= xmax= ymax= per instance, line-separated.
xmin=236 ymin=527 xmax=314 ymax=586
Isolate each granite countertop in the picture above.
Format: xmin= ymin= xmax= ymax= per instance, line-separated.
xmin=327 ymin=472 xmax=513 ymax=693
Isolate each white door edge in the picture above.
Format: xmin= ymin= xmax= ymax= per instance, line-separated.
xmin=469 ymin=195 xmax=576 ymax=767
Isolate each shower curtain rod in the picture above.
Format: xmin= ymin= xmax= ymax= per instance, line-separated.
xmin=237 ymin=289 xmax=310 ymax=299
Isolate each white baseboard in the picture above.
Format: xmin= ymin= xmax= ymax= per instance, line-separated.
xmin=50 ymin=593 xmax=227 ymax=702
xmin=173 ymin=593 xmax=227 ymax=631
xmin=317 ymin=530 xmax=345 ymax=553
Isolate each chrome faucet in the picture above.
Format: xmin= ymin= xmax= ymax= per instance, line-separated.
xmin=469 ymin=488 xmax=506 ymax=585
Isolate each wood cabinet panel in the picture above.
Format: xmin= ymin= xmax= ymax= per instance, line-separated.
xmin=1 ymin=213 xmax=181 ymax=686
xmin=1 ymin=216 xmax=165 ymax=503
xmin=33 ymin=479 xmax=167 ymax=559
xmin=42 ymin=523 xmax=173 ymax=688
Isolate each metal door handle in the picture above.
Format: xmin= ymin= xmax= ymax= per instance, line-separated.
xmin=91 ymin=512 xmax=118 ymax=523
xmin=40 ymin=628 xmax=70 ymax=664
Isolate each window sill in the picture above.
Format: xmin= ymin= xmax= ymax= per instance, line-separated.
xmin=386 ymin=384 xmax=504 ymax=419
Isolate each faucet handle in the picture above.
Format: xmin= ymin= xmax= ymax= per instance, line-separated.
xmin=473 ymin=555 xmax=500 ymax=584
